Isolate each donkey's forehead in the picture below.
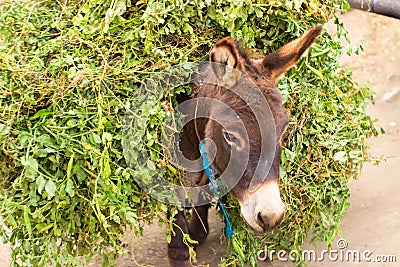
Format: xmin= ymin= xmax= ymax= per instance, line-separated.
xmin=209 ymin=88 xmax=287 ymax=134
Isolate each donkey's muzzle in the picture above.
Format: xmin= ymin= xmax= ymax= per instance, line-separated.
xmin=238 ymin=180 xmax=285 ymax=234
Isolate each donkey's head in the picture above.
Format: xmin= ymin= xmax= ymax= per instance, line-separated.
xmin=201 ymin=26 xmax=322 ymax=234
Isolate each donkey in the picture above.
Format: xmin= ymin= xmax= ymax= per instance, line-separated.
xmin=168 ymin=26 xmax=322 ymax=266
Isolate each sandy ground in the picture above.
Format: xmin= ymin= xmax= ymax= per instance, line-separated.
xmin=1 ymin=9 xmax=399 ymax=267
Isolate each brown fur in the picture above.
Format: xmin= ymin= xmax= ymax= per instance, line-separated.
xmin=168 ymin=26 xmax=322 ymax=267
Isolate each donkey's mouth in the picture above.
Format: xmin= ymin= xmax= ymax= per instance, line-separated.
xmin=240 ymin=213 xmax=284 ymax=236
xmin=240 ymin=204 xmax=286 ymax=235
xmin=255 ymin=210 xmax=285 ymax=234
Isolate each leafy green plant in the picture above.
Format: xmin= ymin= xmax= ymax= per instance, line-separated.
xmin=0 ymin=0 xmax=376 ymax=266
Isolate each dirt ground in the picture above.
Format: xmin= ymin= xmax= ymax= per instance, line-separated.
xmin=1 ymin=9 xmax=399 ymax=267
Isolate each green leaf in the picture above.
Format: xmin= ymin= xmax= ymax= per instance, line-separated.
xmin=36 ymin=223 xmax=53 ymax=233
xmin=24 ymin=208 xmax=32 ymax=236
xmin=33 ymin=148 xmax=49 ymax=157
xmin=294 ymin=0 xmax=304 ymax=10
xmin=36 ymin=176 xmax=46 ymax=195
xmin=54 ymin=227 xmax=62 ymax=237
xmin=333 ymin=151 xmax=347 ymax=163
xmin=32 ymin=109 xmax=52 ymax=119
xmin=92 ymin=132 xmax=102 ymax=144
xmin=131 ymin=195 xmax=140 ymax=203
xmin=284 ymin=148 xmax=296 ymax=162
xmin=65 ymin=179 xmax=75 ymax=197
xmin=146 ymin=160 xmax=156 ymax=171
xmin=22 ymin=156 xmax=39 ymax=181
xmin=67 ymin=153 xmax=74 ymax=180
xmin=125 ymin=211 xmax=137 ymax=226
xmin=45 ymin=180 xmax=57 ymax=198
xmin=103 ymin=132 xmax=113 ymax=142
xmin=73 ymin=164 xmax=87 ymax=182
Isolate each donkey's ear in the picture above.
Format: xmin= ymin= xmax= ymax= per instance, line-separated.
xmin=262 ymin=25 xmax=322 ymax=82
xmin=210 ymin=37 xmax=241 ymax=87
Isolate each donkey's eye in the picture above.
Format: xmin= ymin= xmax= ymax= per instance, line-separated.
xmin=223 ymin=131 xmax=239 ymax=145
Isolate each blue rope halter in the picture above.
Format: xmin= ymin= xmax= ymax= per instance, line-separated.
xmin=199 ymin=140 xmax=235 ymax=239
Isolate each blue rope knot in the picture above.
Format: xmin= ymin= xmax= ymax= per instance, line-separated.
xmin=199 ymin=140 xmax=235 ymax=239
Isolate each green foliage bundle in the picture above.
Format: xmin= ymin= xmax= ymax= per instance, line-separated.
xmin=0 ymin=0 xmax=376 ymax=266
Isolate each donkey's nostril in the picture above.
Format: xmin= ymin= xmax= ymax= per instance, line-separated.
xmin=256 ymin=212 xmax=266 ymax=230
xmin=256 ymin=211 xmax=285 ymax=232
